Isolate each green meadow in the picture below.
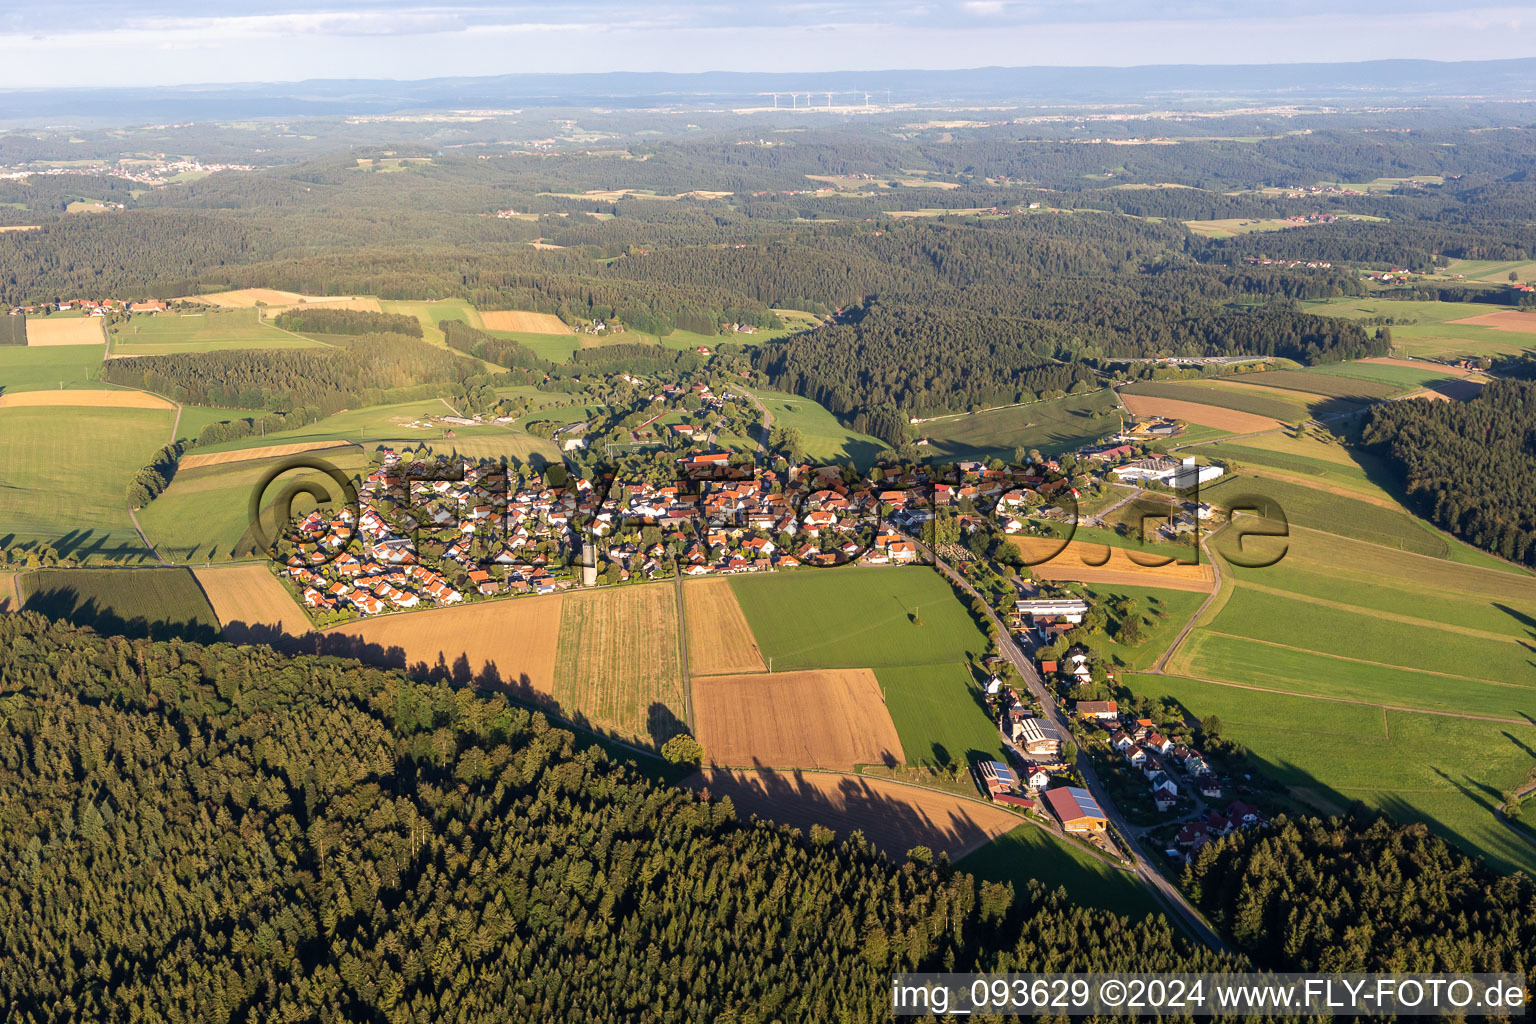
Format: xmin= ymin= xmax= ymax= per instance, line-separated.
xmin=730 ymin=566 xmax=991 ymax=672
xmin=1131 ymin=674 xmax=1536 ymax=876
xmin=740 ymin=386 xmax=884 ymax=464
xmin=109 ymin=308 xmax=324 ymax=354
xmin=921 ymin=389 xmax=1123 ymax=461
xmin=18 ymin=566 xmax=218 ymax=642
xmin=1305 ymin=297 xmax=1536 ymax=360
xmin=0 ymin=345 xmax=106 ymax=392
xmin=0 ymin=406 xmax=173 ymax=562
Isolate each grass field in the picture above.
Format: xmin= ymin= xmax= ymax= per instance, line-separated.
xmin=730 ymin=567 xmax=991 ymax=672
xmin=138 ymin=451 xmax=370 ymax=563
xmin=1123 ymin=379 xmax=1346 ymax=423
xmin=959 ymin=824 xmax=1161 ymax=917
xmin=19 ymin=567 xmax=218 ymax=641
xmin=740 ymin=386 xmax=885 ymax=464
xmin=1441 ymin=258 xmax=1536 ymax=285
xmin=1203 ymin=472 xmax=1461 ymax=560
xmin=0 ymin=345 xmax=106 ymax=392
xmin=1230 ymin=369 xmax=1400 ymax=402
xmin=553 ymin=584 xmax=687 ymax=747
xmin=1305 ymin=297 xmax=1536 ymax=360
xmin=184 ymin=397 xmax=560 ymax=464
xmin=1301 ymin=360 xmax=1459 ymax=391
xmin=921 ymin=389 xmax=1123 ymax=461
xmin=1072 ymin=584 xmax=1209 ymax=670
xmin=0 ymin=406 xmax=174 ymax=561
xmin=110 ymin=308 xmax=324 ymax=354
xmin=1133 ymin=674 xmax=1536 ymax=876
xmin=378 ymin=298 xmax=481 ymax=345
xmin=728 ymin=567 xmax=1006 ymax=770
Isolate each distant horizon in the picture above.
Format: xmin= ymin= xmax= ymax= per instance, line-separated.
xmin=0 ymin=1 xmax=1531 ymax=90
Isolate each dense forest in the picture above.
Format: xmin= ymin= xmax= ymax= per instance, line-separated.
xmin=1361 ymin=380 xmax=1536 ymax=565
xmin=0 ymin=614 xmax=1238 ymax=1022
xmin=1184 ymin=814 xmax=1534 ymax=972
xmin=272 ymin=307 xmax=423 ymax=337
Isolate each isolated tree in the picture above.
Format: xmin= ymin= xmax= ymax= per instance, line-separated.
xmin=661 ymin=733 xmax=705 ymax=766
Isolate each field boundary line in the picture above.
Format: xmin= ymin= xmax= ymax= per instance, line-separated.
xmin=1197 ymin=629 xmax=1536 ymax=691
xmin=1155 ymin=671 xmax=1536 ymax=726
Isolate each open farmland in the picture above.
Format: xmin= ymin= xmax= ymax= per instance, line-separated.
xmin=921 ymin=389 xmax=1122 ymax=461
xmin=1071 ymin=584 xmax=1209 ymax=670
xmin=0 ymin=345 xmax=106 ymax=392
xmin=0 ymin=572 xmax=17 ymax=612
xmin=19 ymin=567 xmax=218 ymax=641
xmin=182 ymin=288 xmax=308 ymax=307
xmin=1134 ymin=674 xmax=1536 ymax=876
xmin=1011 ymin=537 xmax=1216 ymax=591
xmin=24 ymin=317 xmax=103 ymax=347
xmin=320 ymin=593 xmax=564 ymax=693
xmin=178 ymin=440 xmax=359 ymax=471
xmin=0 ymin=389 xmax=173 ymax=410
xmin=1118 ymin=389 xmax=1284 ymax=433
xmin=684 ymin=577 xmax=766 ymax=675
xmin=872 ymin=662 xmax=1008 ymax=769
xmin=378 ymin=298 xmax=481 ymax=344
xmin=0 ymin=405 xmax=174 ymax=561
xmin=1447 ymin=309 xmax=1536 ymax=333
xmin=479 ymin=310 xmax=572 ymax=334
xmin=1306 ymin=297 xmax=1536 ymax=360
xmin=1227 ymin=369 xmax=1399 ymax=401
xmin=138 ymin=451 xmax=369 ymax=563
xmin=110 ymin=308 xmax=324 ymax=354
xmin=693 ymin=669 xmax=904 ymax=770
xmin=730 ymin=567 xmax=990 ymax=672
xmin=194 ymin=564 xmax=313 ymax=640
xmin=553 ymin=584 xmax=687 ymax=747
xmin=690 ymin=768 xmax=1020 ymax=861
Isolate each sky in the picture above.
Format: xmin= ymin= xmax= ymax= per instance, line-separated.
xmin=0 ymin=1 xmax=1532 ymax=89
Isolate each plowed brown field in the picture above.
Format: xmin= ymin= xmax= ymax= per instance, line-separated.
xmin=1446 ymin=310 xmax=1536 ymax=333
xmin=693 ymin=669 xmax=904 ymax=770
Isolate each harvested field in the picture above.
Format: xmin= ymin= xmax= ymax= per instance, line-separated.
xmin=479 ymin=310 xmax=573 ymax=334
xmin=0 ymin=389 xmax=172 ymax=410
xmin=1446 ymin=310 xmax=1536 ymax=333
xmin=690 ymin=768 xmax=1019 ymax=861
xmin=194 ymin=564 xmax=312 ymax=639
xmin=553 ymin=585 xmax=687 ymax=746
xmin=684 ymin=577 xmax=766 ymax=675
xmin=0 ymin=225 xmax=39 ymax=233
xmin=692 ymin=669 xmax=905 ymax=770
xmin=269 ymin=297 xmax=382 ymax=314
xmin=0 ymin=572 xmax=16 ymax=613
xmin=1118 ymin=392 xmax=1283 ymax=433
xmin=179 ymin=439 xmax=359 ymax=471
xmin=319 ymin=594 xmax=563 ymax=693
xmin=24 ymin=318 xmax=103 ymax=347
xmin=1011 ymin=538 xmax=1216 ymax=591
xmin=1361 ymin=357 xmax=1473 ymax=378
xmin=184 ymin=288 xmax=309 ymax=308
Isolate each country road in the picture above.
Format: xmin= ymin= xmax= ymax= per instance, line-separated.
xmin=912 ymin=536 xmax=1228 ymax=951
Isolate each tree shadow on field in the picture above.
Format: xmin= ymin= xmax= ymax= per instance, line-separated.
xmin=686 ymin=762 xmax=1013 ymax=862
xmin=647 ymin=701 xmax=689 ymax=747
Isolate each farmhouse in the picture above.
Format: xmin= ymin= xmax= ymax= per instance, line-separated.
xmin=1043 ymin=786 xmax=1107 ymax=833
